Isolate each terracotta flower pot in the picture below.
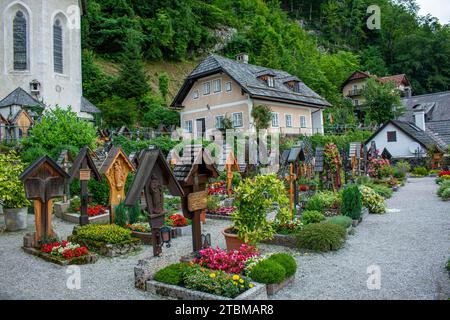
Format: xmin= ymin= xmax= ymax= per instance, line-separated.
xmin=222 ymin=227 xmax=245 ymax=251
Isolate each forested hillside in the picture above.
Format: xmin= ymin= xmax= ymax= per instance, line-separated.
xmin=80 ymin=0 xmax=450 ymax=128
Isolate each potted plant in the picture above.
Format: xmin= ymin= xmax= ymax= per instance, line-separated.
xmin=223 ymin=174 xmax=289 ymax=250
xmin=0 ymin=152 xmax=30 ymax=231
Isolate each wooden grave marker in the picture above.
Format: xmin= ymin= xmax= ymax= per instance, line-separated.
xmin=125 ymin=148 xmax=184 ymax=256
xmin=99 ymin=146 xmax=135 ymax=223
xmin=68 ymin=147 xmax=102 ymax=225
xmin=173 ymin=144 xmax=218 ymax=253
xmin=20 ymin=156 xmax=69 ymax=244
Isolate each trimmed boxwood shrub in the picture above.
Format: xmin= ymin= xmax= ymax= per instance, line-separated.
xmin=249 ymin=259 xmax=286 ymax=284
xmin=368 ymin=184 xmax=393 ymax=199
xmin=296 ymin=222 xmax=347 ymax=252
xmin=154 ymin=263 xmax=189 ymax=285
xmin=327 ymin=216 xmax=353 ymax=229
xmin=72 ymin=224 xmax=132 ymax=244
xmin=267 ymin=253 xmax=297 ymax=278
xmin=340 ymin=185 xmax=362 ymax=220
xmin=301 ymin=210 xmax=325 ymax=225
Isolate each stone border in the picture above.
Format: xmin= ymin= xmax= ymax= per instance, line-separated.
xmin=22 ymin=246 xmax=98 ymax=266
xmin=206 ymin=213 xmax=233 ymax=221
xmin=172 ymin=225 xmax=192 ymax=237
xmin=131 ymin=231 xmax=152 ymax=245
xmin=146 ymin=280 xmax=267 ymax=300
xmin=60 ymin=212 xmax=110 ymax=225
xmin=262 ymin=234 xmax=297 ymax=248
xmin=69 ymin=235 xmax=141 ymax=258
xmin=266 ymin=275 xmax=295 ymax=295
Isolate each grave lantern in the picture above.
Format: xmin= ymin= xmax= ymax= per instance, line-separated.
xmin=68 ymin=147 xmax=102 ymax=225
xmin=125 ymin=148 xmax=184 ymax=256
xmin=173 ymin=144 xmax=219 ymax=253
xmin=19 ymin=156 xmax=69 ymax=243
xmin=100 ymin=146 xmax=135 ymax=223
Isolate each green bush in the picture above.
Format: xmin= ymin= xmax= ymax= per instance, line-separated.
xmin=301 ymin=210 xmax=325 ymax=225
xmin=441 ymin=188 xmax=450 ymax=200
xmin=128 ymin=203 xmax=141 ymax=224
xmin=394 ymin=160 xmax=411 ymax=174
xmin=0 ymin=152 xmax=31 ymax=209
xmin=437 ymin=181 xmax=450 ymax=197
xmin=69 ymin=197 xmax=81 ymax=212
xmin=340 ymin=185 xmax=362 ymax=220
xmin=267 ymin=253 xmax=297 ymax=278
xmin=368 ymin=184 xmax=393 ymax=199
xmin=412 ymin=166 xmax=428 ymax=176
xmin=154 ymin=263 xmax=189 ymax=285
xmin=303 ymin=195 xmax=324 ymax=213
xmin=114 ymin=201 xmax=128 ymax=227
xmin=249 ymin=259 xmax=286 ymax=284
xmin=327 ymin=216 xmax=353 ymax=229
xmin=305 ymin=191 xmax=341 ymax=213
xmin=73 ymin=224 xmax=132 ymax=244
xmin=296 ymin=222 xmax=347 ymax=252
xmin=359 ymin=186 xmax=386 ymax=214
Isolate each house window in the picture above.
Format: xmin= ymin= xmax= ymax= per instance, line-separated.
xmin=272 ymin=113 xmax=279 ymax=127
xmin=213 ymin=79 xmax=221 ymax=93
xmin=203 ymin=82 xmax=211 ymax=95
xmin=293 ymin=82 xmax=301 ymax=93
xmin=215 ymin=115 xmax=224 ymax=129
xmin=192 ymin=90 xmax=199 ymax=100
xmin=267 ymin=76 xmax=275 ymax=88
xmin=387 ymin=131 xmax=397 ymax=142
xmin=184 ymin=120 xmax=193 ymax=133
xmin=354 ymin=100 xmax=359 ymax=106
xmin=232 ymin=112 xmax=243 ymax=128
xmin=53 ymin=19 xmax=63 ymax=74
xmin=225 ymin=82 xmax=232 ymax=92
xmin=300 ymin=116 xmax=307 ymax=128
xmin=285 ymin=114 xmax=292 ymax=127
xmin=13 ymin=11 xmax=27 ymax=70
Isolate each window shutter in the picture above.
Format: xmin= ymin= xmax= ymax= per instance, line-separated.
xmin=53 ymin=20 xmax=63 ymax=74
xmin=13 ymin=11 xmax=27 ymax=70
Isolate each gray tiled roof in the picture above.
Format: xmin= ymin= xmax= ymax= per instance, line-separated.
xmin=391 ymin=120 xmax=447 ymax=151
xmin=0 ymin=87 xmax=45 ymax=108
xmin=426 ymin=120 xmax=450 ymax=146
xmin=400 ymin=91 xmax=450 ymax=122
xmin=81 ymin=96 xmax=101 ymax=114
xmin=173 ymin=54 xmax=331 ymax=108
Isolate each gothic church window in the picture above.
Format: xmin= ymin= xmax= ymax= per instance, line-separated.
xmin=54 ymin=19 xmax=63 ymax=74
xmin=13 ymin=11 xmax=27 ymax=70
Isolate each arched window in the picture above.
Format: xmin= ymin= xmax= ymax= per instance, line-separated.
xmin=13 ymin=11 xmax=27 ymax=70
xmin=53 ymin=19 xmax=63 ymax=73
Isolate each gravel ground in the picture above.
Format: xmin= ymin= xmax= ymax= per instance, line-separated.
xmin=0 ymin=177 xmax=448 ymax=300
xmin=274 ymin=177 xmax=450 ymax=300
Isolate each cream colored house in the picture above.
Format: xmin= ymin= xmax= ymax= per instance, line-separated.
xmin=171 ymin=54 xmax=331 ymax=136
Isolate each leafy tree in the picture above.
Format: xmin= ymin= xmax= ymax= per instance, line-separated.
xmin=21 ymin=107 xmax=97 ymax=162
xmin=363 ymin=78 xmax=404 ymax=125
xmin=158 ymin=72 xmax=170 ymax=102
xmin=98 ymin=95 xmax=138 ymax=128
xmin=251 ymin=105 xmax=272 ymax=131
xmin=82 ymin=50 xmax=114 ymax=105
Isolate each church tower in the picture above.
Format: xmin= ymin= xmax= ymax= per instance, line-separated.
xmin=0 ymin=0 xmax=98 ymax=120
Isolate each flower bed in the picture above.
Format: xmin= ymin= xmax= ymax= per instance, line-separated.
xmin=206 ymin=206 xmax=236 ymax=220
xmin=22 ymin=239 xmax=98 ymax=266
xmin=68 ymin=224 xmax=141 ymax=257
xmin=359 ymin=185 xmax=386 ymax=214
xmin=127 ymin=222 xmax=152 ymax=245
xmin=208 ymin=181 xmax=227 ymax=196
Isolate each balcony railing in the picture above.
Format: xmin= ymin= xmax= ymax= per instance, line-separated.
xmin=347 ymin=88 xmax=363 ymax=97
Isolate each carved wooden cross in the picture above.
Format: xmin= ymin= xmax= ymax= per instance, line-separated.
xmin=20 ymin=156 xmax=69 ymax=242
xmin=100 ymin=147 xmax=135 ymax=223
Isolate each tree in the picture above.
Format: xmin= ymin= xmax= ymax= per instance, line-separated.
xmin=251 ymin=105 xmax=272 ymax=131
xmin=158 ymin=72 xmax=170 ymax=102
xmin=98 ymin=95 xmax=138 ymax=128
xmin=363 ymin=78 xmax=403 ymax=125
xmin=21 ymin=107 xmax=97 ymax=162
xmin=114 ymin=31 xmax=150 ymax=101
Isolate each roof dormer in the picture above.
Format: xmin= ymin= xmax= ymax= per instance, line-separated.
xmin=256 ymin=70 xmax=276 ymax=88
xmin=283 ymin=76 xmax=301 ymax=93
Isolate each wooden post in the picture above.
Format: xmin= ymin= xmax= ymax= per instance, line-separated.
xmin=226 ymin=164 xmax=233 ymax=197
xmin=79 ymin=158 xmax=89 ymax=226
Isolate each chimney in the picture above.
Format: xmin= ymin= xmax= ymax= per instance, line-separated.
xmin=413 ymin=105 xmax=426 ymax=131
xmin=404 ymin=87 xmax=412 ymax=98
xmin=236 ymin=53 xmax=249 ymax=64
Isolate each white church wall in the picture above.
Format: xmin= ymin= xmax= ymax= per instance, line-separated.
xmin=0 ymin=0 xmax=82 ymax=114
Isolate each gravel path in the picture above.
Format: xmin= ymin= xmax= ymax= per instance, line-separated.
xmin=274 ymin=177 xmax=450 ymax=300
xmin=0 ymin=177 xmax=448 ymax=300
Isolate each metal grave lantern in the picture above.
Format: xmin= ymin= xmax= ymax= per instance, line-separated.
xmin=100 ymin=146 xmax=135 ymax=223
xmin=68 ymin=147 xmax=102 ymax=225
xmin=125 ymin=148 xmax=184 ymax=256
xmin=173 ymin=144 xmax=219 ymax=253
xmin=19 ymin=156 xmax=69 ymax=243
